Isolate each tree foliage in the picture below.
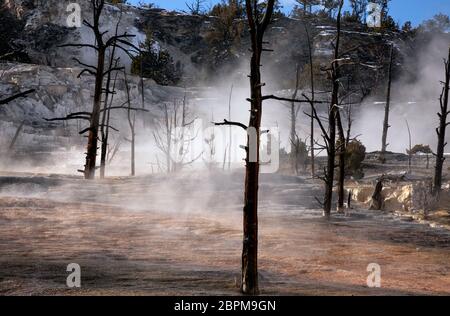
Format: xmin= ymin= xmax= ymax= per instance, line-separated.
xmin=419 ymin=13 xmax=450 ymax=33
xmin=345 ymin=140 xmax=366 ymax=179
xmin=131 ymin=33 xmax=182 ymax=86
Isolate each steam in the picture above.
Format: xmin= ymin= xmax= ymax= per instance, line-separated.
xmin=353 ymin=34 xmax=450 ymax=153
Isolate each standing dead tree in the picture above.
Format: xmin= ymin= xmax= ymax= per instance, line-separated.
xmin=153 ymin=97 xmax=200 ymax=173
xmin=370 ymin=176 xmax=384 ymax=210
xmin=204 ymin=113 xmax=217 ymax=170
xmin=100 ymin=8 xmax=125 ymax=179
xmin=123 ymin=70 xmax=136 ymax=176
xmin=214 ymin=0 xmax=276 ymax=295
xmin=289 ymin=64 xmax=302 ymax=175
xmin=380 ymin=44 xmax=394 ymax=163
xmin=433 ymin=47 xmax=450 ymax=196
xmin=228 ymin=84 xmax=234 ymax=170
xmin=100 ymin=59 xmax=120 ymax=178
xmin=214 ymin=0 xmax=328 ymax=294
xmin=313 ymin=0 xmax=345 ymax=216
xmin=57 ymin=0 xmax=140 ymax=179
xmin=405 ymin=119 xmax=412 ymax=174
xmin=304 ymin=23 xmax=316 ymax=178
xmin=237 ymin=0 xmax=274 ymax=295
xmin=303 ymin=0 xmax=344 ymax=216
xmin=333 ymin=1 xmax=347 ymax=213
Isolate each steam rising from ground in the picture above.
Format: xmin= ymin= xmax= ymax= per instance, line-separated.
xmin=354 ymin=34 xmax=450 ymax=153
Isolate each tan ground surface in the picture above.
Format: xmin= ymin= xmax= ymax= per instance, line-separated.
xmin=0 ymin=172 xmax=449 ymax=296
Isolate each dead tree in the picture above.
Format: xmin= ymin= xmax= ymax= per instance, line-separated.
xmin=58 ymin=0 xmax=139 ymax=179
xmin=214 ymin=0 xmax=326 ymax=294
xmin=345 ymin=104 xmax=353 ymax=146
xmin=204 ymin=113 xmax=217 ymax=170
xmin=123 ymin=70 xmax=136 ymax=176
xmin=228 ymin=84 xmax=234 ymax=170
xmin=290 ymin=64 xmax=302 ymax=175
xmin=433 ymin=47 xmax=450 ymax=195
xmin=304 ymin=23 xmax=316 ymax=178
xmin=153 ymin=98 xmax=199 ymax=173
xmin=329 ymin=1 xmax=345 ymax=216
xmin=100 ymin=8 xmax=124 ymax=179
xmin=100 ymin=61 xmax=120 ymax=178
xmin=380 ymin=44 xmax=394 ymax=163
xmin=405 ymin=119 xmax=412 ymax=174
xmin=213 ymin=0 xmax=275 ymax=295
xmin=239 ymin=0 xmax=274 ymax=295
xmin=370 ymin=177 xmax=384 ymax=210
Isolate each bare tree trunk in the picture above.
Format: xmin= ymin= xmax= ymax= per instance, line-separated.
xmin=370 ymin=179 xmax=384 ymax=210
xmin=100 ymin=68 xmax=119 ymax=178
xmin=228 ymin=84 xmax=233 ymax=170
xmin=99 ymin=8 xmax=124 ymax=179
xmin=241 ymin=0 xmax=275 ymax=295
xmin=346 ymin=105 xmax=352 ymax=146
xmin=124 ymin=71 xmax=136 ymax=176
xmin=323 ymin=1 xmax=344 ymax=217
xmin=9 ymin=121 xmax=25 ymax=150
xmin=433 ymin=47 xmax=450 ymax=195
xmin=85 ymin=47 xmax=106 ymax=180
xmin=380 ymin=44 xmax=394 ymax=163
xmin=336 ymin=112 xmax=346 ymax=212
xmin=57 ymin=0 xmax=139 ymax=179
xmin=305 ymin=25 xmax=316 ymax=178
xmin=130 ymin=130 xmax=136 ymax=176
xmin=290 ymin=65 xmax=300 ymax=175
xmin=164 ymin=104 xmax=172 ymax=173
xmin=405 ymin=119 xmax=412 ymax=174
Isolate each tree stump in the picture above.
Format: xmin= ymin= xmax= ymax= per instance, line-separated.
xmin=370 ymin=179 xmax=384 ymax=210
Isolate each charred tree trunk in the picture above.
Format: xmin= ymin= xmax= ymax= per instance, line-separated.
xmin=433 ymin=47 xmax=450 ymax=195
xmin=58 ymin=0 xmax=139 ymax=179
xmin=241 ymin=0 xmax=275 ymax=295
xmin=83 ymin=1 xmax=107 ymax=180
xmin=380 ymin=44 xmax=394 ymax=163
xmin=323 ymin=1 xmax=344 ymax=217
xmin=370 ymin=178 xmax=384 ymax=210
xmin=336 ymin=112 xmax=346 ymax=212
xmin=85 ymin=47 xmax=106 ymax=180
xmin=100 ymin=12 xmax=123 ymax=179
xmin=100 ymin=67 xmax=119 ymax=179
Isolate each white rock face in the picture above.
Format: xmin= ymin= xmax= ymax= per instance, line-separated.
xmin=5 ymin=0 xmax=147 ymax=70
xmin=0 ymin=62 xmax=185 ymax=150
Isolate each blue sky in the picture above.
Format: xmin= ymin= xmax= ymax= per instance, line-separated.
xmin=129 ymin=0 xmax=450 ymax=26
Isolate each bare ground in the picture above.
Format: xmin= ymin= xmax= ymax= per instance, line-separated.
xmin=0 ymin=172 xmax=449 ymax=296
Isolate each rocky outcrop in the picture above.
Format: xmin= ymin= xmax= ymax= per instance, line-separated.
xmin=351 ymin=180 xmax=438 ymax=214
xmin=0 ymin=62 xmax=185 ymax=152
xmin=1 ymin=0 xmax=417 ymax=90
